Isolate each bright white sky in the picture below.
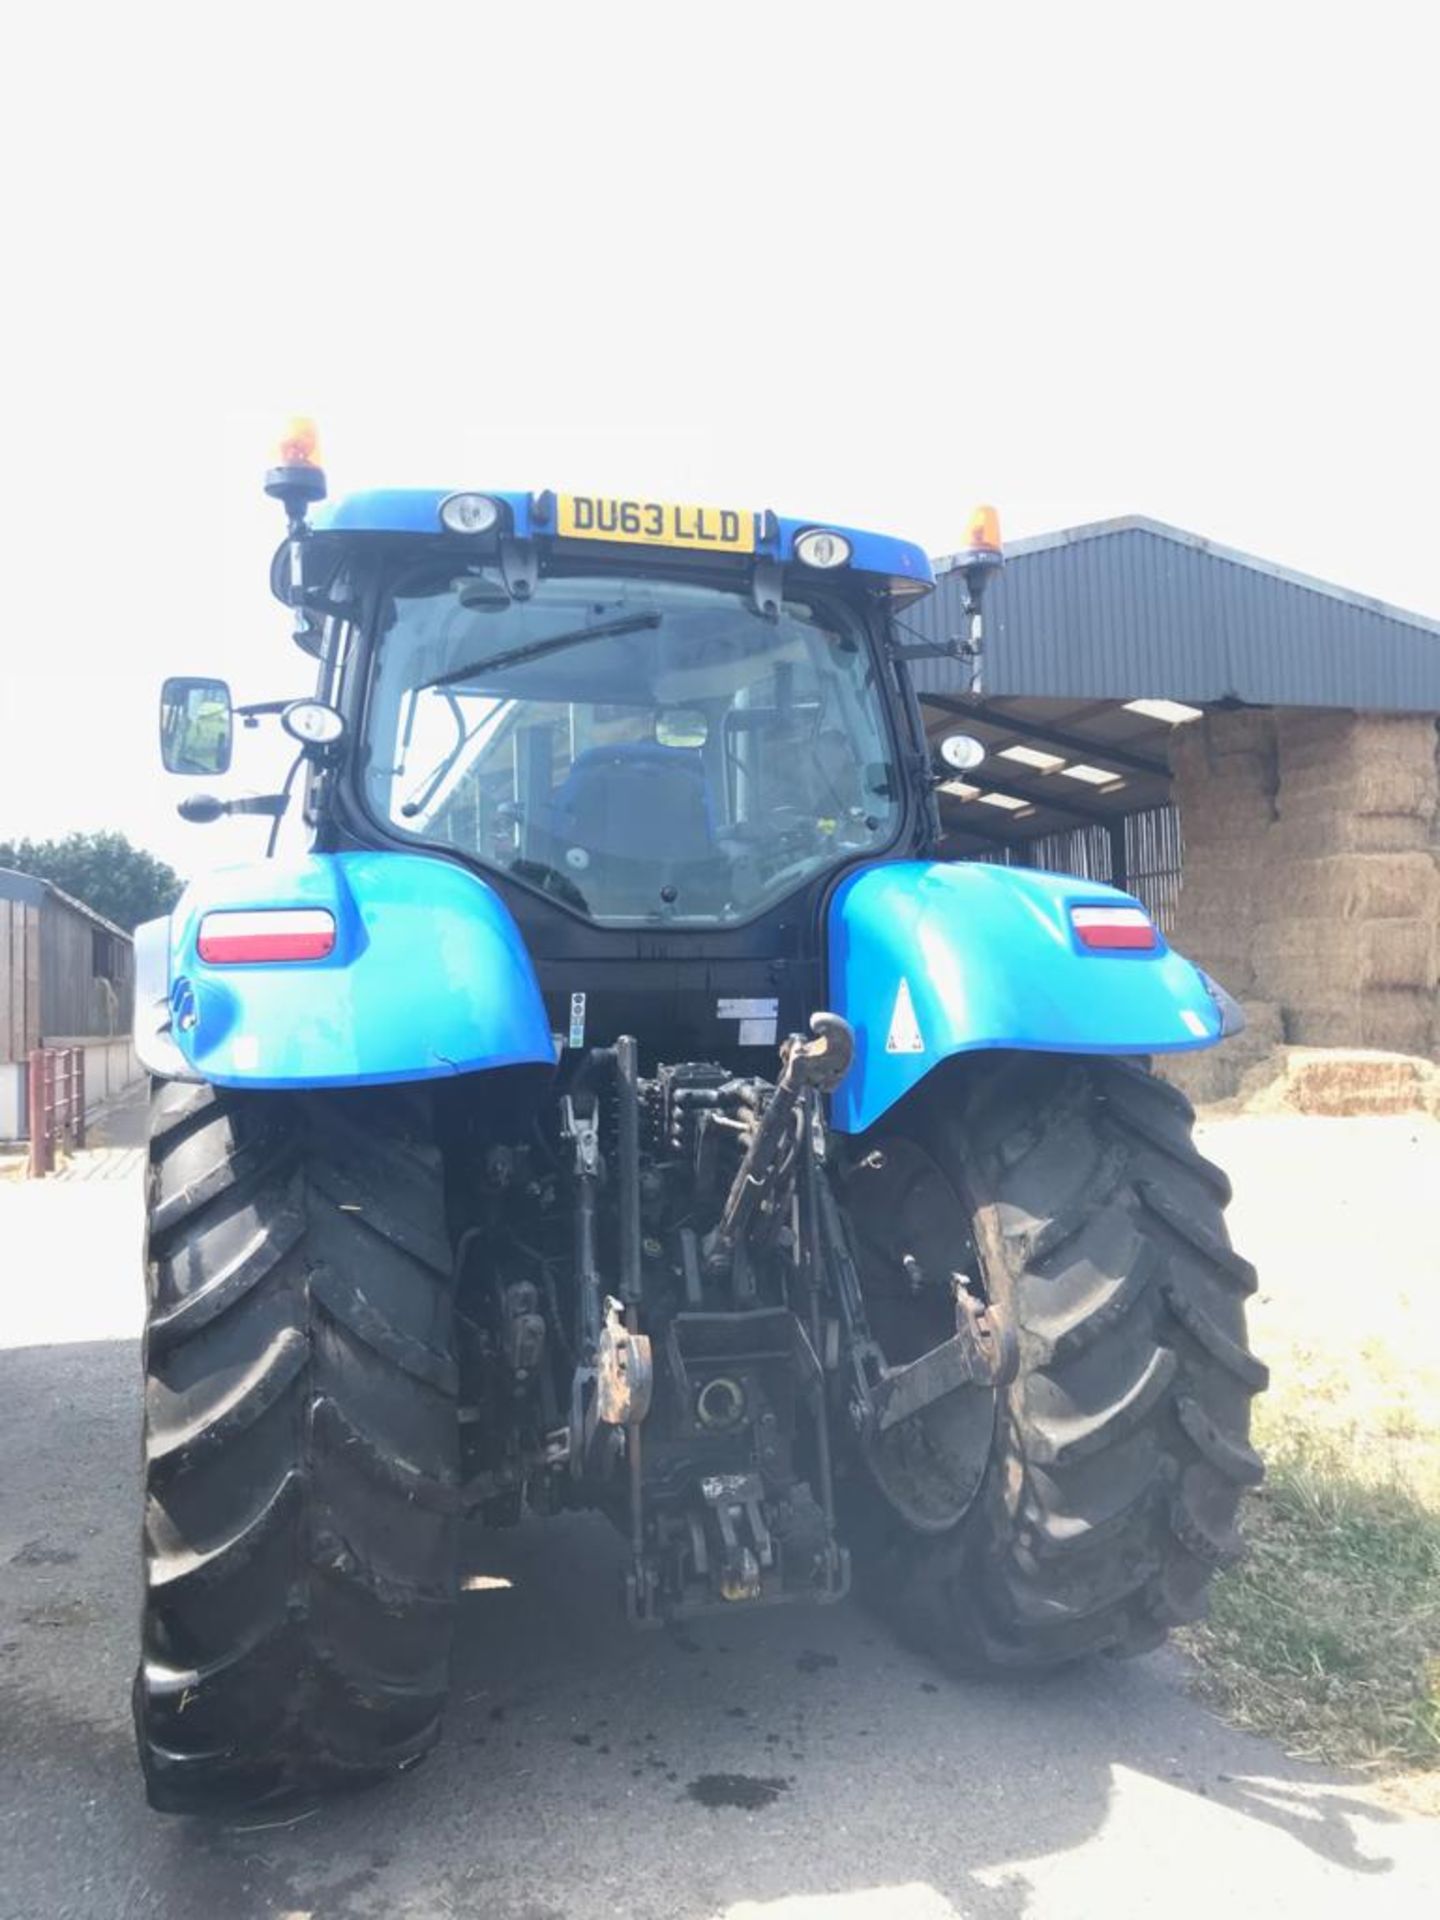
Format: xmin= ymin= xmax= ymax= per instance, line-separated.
xmin=2 ymin=0 xmax=1435 ymax=875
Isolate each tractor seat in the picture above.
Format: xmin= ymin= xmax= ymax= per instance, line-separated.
xmin=548 ymin=742 xmax=716 ymax=864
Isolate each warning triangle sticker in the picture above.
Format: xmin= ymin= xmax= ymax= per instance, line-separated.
xmin=886 ymin=977 xmax=925 ymax=1054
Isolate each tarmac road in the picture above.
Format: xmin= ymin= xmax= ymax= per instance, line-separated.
xmin=1 ymin=1092 xmax=1436 ymax=1920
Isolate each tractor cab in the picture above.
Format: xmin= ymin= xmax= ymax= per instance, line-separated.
xmin=162 ymin=434 xmax=998 ymax=1070
xmin=363 ymin=558 xmax=903 ymax=927
xmin=307 ymin=486 xmax=946 ymax=915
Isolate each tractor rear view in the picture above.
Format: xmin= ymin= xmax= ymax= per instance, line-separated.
xmin=133 ymin=430 xmax=1264 ymax=1811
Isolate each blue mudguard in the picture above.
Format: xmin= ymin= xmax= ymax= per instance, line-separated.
xmin=826 ymin=862 xmax=1239 ymax=1135
xmin=136 ymin=851 xmax=556 ymax=1089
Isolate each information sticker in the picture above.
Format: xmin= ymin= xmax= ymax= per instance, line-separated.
xmin=718 ymin=996 xmax=779 ymax=1048
xmin=717 ymin=998 xmax=779 ymax=1022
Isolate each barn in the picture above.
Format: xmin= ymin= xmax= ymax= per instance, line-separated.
xmin=0 ymin=869 xmax=139 ymax=1140
xmin=912 ymin=517 xmax=1440 ymax=1101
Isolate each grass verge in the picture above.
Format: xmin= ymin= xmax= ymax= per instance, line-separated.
xmin=1183 ymin=1396 xmax=1440 ymax=1775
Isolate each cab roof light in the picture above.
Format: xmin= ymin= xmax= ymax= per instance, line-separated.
xmin=1071 ymin=905 xmax=1157 ymax=952
xmin=198 ymin=908 xmax=336 ymax=964
xmin=794 ymin=528 xmax=852 ymax=569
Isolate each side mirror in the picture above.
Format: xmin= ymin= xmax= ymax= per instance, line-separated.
xmin=160 ymin=676 xmax=233 ymax=776
xmin=938 ymin=732 xmax=986 ymax=773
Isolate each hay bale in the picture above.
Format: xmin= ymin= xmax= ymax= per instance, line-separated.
xmin=1349 ymin=763 xmax=1438 ymax=818
xmin=1283 ymin=1002 xmax=1357 ymax=1047
xmin=1253 ymin=917 xmax=1436 ymax=1000
xmin=1169 ymin=706 xmax=1439 ymax=1066
xmin=1282 ymin=994 xmax=1434 ymax=1057
xmin=1359 ymin=990 xmax=1438 ymax=1055
xmin=1169 ymin=891 xmax=1259 ymax=989
xmin=1277 ymin=765 xmax=1434 ymax=819
xmin=1269 ymin=852 xmax=1440 ymax=924
xmin=1274 ymin=710 xmax=1353 ymax=757
xmin=1269 ymin=810 xmax=1433 ymax=858
xmin=1161 ymin=1049 xmax=1248 ymax=1106
xmin=1348 ymin=713 xmax=1440 ymax=768
xmin=1158 ymin=999 xmax=1285 ymax=1108
xmin=1275 ymin=713 xmax=1438 ymax=817
xmin=1241 ymin=1047 xmax=1440 ymax=1117
xmin=1174 ymin=789 xmax=1276 ymax=842
xmin=1361 ymin=918 xmax=1438 ymax=992
xmin=1170 ymin=866 xmax=1267 ymax=921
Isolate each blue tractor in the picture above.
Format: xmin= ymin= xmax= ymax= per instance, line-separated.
xmin=134 ymin=428 xmax=1264 ymax=1811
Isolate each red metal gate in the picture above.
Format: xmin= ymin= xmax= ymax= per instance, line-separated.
xmin=27 ymin=1046 xmax=86 ymax=1178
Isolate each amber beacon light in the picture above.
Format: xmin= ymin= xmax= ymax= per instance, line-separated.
xmin=948 ymin=502 xmax=1005 ymax=695
xmin=962 ymin=504 xmax=1002 ymax=555
xmin=275 ymin=416 xmax=323 ymax=470
xmin=265 ymin=414 xmax=328 ymax=525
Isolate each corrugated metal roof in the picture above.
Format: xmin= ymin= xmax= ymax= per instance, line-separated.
xmin=912 ymin=516 xmax=1440 ymax=710
xmin=0 ymin=868 xmax=132 ymax=941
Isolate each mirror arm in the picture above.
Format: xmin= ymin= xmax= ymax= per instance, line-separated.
xmin=177 ymin=792 xmax=288 ymax=824
xmin=235 ymin=698 xmax=290 ymax=729
xmin=887 ymin=640 xmax=961 ymax=661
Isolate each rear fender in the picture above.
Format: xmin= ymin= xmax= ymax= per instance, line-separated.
xmin=826 ymin=862 xmax=1240 ymax=1134
xmin=138 ymin=851 xmax=555 ymax=1089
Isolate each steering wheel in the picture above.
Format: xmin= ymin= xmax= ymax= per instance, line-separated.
xmin=508 ymin=858 xmax=590 ymax=914
xmin=725 ymin=804 xmax=816 ymax=850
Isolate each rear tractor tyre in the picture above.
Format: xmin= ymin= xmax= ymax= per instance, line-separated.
xmin=844 ymin=1053 xmax=1266 ymax=1673
xmin=134 ymin=1079 xmax=459 ymax=1813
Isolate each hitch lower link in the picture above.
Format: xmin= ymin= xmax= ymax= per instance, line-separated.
xmin=810 ymin=1168 xmax=1016 ymax=1444
xmin=868 ymin=1285 xmax=1019 ymax=1436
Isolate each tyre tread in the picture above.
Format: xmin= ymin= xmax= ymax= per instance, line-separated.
xmin=134 ymin=1079 xmax=458 ymax=1813
xmin=852 ymin=1050 xmax=1262 ymax=1674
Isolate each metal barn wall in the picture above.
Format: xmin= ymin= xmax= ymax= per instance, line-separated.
xmin=910 ymin=523 xmax=1440 ymax=710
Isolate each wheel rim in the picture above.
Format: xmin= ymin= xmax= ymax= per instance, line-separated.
xmin=842 ymin=1136 xmax=999 ymax=1534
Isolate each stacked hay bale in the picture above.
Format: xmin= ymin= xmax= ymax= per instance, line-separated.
xmin=1259 ymin=712 xmax=1440 ymax=1057
xmin=1163 ymin=707 xmax=1440 ymax=1108
xmin=1163 ymin=710 xmax=1287 ymax=1102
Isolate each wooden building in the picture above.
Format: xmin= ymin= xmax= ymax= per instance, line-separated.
xmin=0 ymin=868 xmax=137 ymax=1139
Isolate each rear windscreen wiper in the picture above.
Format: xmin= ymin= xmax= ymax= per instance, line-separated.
xmin=428 ymin=611 xmax=662 ymax=690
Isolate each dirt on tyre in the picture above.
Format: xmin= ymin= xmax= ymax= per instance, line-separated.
xmin=134 ymin=1078 xmax=459 ymax=1813
xmin=842 ymin=1051 xmax=1267 ymax=1673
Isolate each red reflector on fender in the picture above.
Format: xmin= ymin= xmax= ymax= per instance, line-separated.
xmin=1071 ymin=906 xmax=1157 ymax=951
xmin=198 ymin=908 xmax=336 ymax=964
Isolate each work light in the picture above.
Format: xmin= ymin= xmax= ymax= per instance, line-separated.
xmin=795 ymin=528 xmax=852 ymax=569
xmin=281 ymin=700 xmax=345 ymax=747
xmin=440 ymin=493 xmax=502 ymax=534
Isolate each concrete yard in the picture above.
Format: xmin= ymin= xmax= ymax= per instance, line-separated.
xmin=1 ymin=1093 xmax=1437 ymax=1920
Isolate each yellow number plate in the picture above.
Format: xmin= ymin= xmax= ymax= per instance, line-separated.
xmin=556 ymin=494 xmax=755 ymax=554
